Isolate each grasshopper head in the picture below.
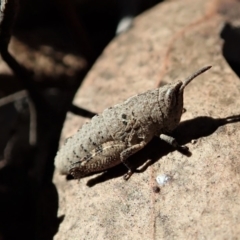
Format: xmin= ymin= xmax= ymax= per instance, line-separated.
xmin=161 ymin=66 xmax=211 ymax=132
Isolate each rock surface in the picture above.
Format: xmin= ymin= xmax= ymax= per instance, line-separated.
xmin=54 ymin=0 xmax=240 ymax=239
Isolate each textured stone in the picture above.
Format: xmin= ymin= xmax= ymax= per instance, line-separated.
xmin=54 ymin=0 xmax=240 ymax=239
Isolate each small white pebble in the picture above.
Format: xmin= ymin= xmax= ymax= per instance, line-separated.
xmin=116 ymin=16 xmax=133 ymax=35
xmin=156 ymin=174 xmax=171 ymax=186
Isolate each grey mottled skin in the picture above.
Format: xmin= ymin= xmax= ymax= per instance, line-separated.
xmin=55 ymin=66 xmax=211 ymax=180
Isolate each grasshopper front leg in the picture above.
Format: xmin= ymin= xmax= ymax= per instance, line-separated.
xmin=160 ymin=134 xmax=189 ymax=151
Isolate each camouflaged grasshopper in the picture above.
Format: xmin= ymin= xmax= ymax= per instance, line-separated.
xmin=55 ymin=66 xmax=211 ymax=180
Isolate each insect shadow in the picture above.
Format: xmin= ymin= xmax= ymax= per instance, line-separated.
xmin=83 ymin=114 xmax=240 ymax=187
xmin=220 ymin=22 xmax=240 ymax=78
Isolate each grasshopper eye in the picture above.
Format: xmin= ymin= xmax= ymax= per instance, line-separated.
xmin=164 ymin=88 xmax=176 ymax=107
